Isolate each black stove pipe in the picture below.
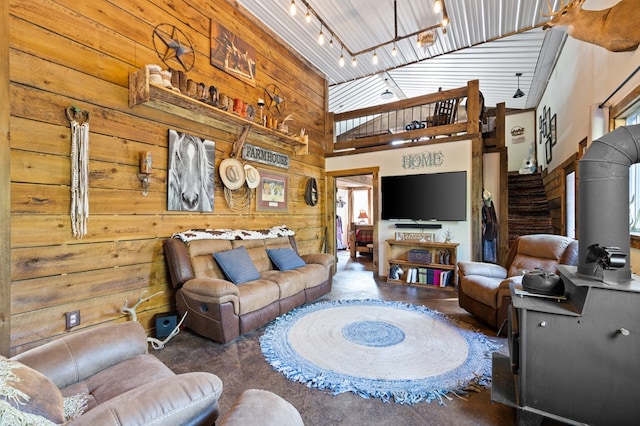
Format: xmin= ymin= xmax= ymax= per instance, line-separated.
xmin=578 ymin=124 xmax=640 ymax=282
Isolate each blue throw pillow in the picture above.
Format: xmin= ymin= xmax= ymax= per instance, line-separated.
xmin=266 ymin=248 xmax=306 ymax=271
xmin=213 ymin=246 xmax=260 ymax=284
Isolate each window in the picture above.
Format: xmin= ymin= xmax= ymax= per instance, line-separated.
xmin=628 ymin=108 xmax=640 ymax=235
xmin=352 ymin=189 xmax=370 ymax=224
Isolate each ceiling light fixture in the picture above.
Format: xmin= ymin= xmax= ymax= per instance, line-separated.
xmin=339 ymin=47 xmax=345 ymax=67
xmin=381 ymin=89 xmax=393 ymax=100
xmin=352 ymin=56 xmax=357 ymax=67
xmin=318 ymin=24 xmax=325 ymax=45
xmin=372 ymin=51 xmax=378 ymax=64
xmin=329 ymin=36 xmax=334 ymax=48
xmin=381 ymin=78 xmax=394 ymax=100
xmin=289 ymin=0 xmax=450 ymax=67
xmin=289 ymin=0 xmax=296 ymax=16
xmin=434 ymin=0 xmax=443 ymax=14
xmin=513 ymin=72 xmax=525 ymax=98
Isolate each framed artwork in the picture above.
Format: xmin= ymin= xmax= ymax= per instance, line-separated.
xmin=256 ymin=170 xmax=288 ymax=212
xmin=210 ymin=20 xmax=256 ymax=87
xmin=167 ymin=130 xmax=215 ymax=212
xmin=550 ymin=113 xmax=557 ymax=146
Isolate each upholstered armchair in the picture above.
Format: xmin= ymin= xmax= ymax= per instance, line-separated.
xmin=457 ymin=234 xmax=578 ymax=332
xmin=6 ymin=321 xmax=223 ymax=425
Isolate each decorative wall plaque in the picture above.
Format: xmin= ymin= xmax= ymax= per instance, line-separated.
xmin=401 ymin=150 xmax=444 ymax=169
xmin=242 ymin=143 xmax=290 ymax=169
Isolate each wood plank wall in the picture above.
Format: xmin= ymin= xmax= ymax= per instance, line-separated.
xmin=1 ymin=0 xmax=11 ymax=356
xmin=542 ymin=153 xmax=578 ymax=236
xmin=7 ymin=0 xmax=328 ymax=354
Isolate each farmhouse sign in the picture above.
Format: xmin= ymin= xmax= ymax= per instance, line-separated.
xmin=242 ymin=143 xmax=290 ymax=169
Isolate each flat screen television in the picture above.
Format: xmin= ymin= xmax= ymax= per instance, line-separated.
xmin=381 ymin=171 xmax=467 ymax=221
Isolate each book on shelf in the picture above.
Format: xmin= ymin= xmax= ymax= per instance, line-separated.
xmin=439 ymin=270 xmax=451 ymax=287
xmin=417 ymin=268 xmax=427 ymax=284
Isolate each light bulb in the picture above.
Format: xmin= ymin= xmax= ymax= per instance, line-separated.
xmin=305 ymin=11 xmax=311 ymax=23
xmin=318 ymin=30 xmax=324 ymax=45
xmin=289 ymin=0 xmax=296 ymax=16
xmin=339 ymin=54 xmax=345 ymax=67
xmin=434 ymin=0 xmax=442 ymax=14
xmin=442 ymin=15 xmax=449 ymax=27
xmin=329 ymin=37 xmax=334 ymax=48
xmin=352 ymin=56 xmax=357 ymax=67
xmin=372 ymin=51 xmax=378 ymax=64
xmin=392 ymin=43 xmax=397 ymax=56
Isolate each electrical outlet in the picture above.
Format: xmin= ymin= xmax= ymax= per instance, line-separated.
xmin=65 ymin=310 xmax=81 ymax=329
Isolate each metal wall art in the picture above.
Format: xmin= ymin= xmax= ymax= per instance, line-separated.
xmin=152 ymin=24 xmax=195 ymax=72
xmin=539 ymin=106 xmax=557 ymax=165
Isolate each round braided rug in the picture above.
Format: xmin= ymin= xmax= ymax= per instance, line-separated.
xmin=260 ymin=299 xmax=499 ymax=405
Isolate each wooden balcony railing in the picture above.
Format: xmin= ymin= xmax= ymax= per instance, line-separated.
xmin=328 ymin=80 xmax=482 ymax=155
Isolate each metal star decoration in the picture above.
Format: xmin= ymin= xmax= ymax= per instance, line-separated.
xmin=264 ymin=84 xmax=286 ymax=115
xmin=152 ymin=24 xmax=195 ymax=72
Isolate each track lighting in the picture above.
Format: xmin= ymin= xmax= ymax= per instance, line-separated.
xmin=513 ymin=72 xmax=525 ymax=98
xmin=287 ymin=0 xmax=452 ymax=68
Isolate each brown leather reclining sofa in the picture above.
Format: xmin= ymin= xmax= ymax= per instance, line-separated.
xmin=164 ymin=227 xmax=334 ymax=343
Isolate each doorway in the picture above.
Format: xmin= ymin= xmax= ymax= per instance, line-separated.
xmin=327 ymin=167 xmax=379 ymax=278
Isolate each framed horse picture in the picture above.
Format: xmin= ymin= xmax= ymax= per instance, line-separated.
xmin=167 ymin=130 xmax=215 ymax=212
xmin=256 ymin=170 xmax=288 ymax=212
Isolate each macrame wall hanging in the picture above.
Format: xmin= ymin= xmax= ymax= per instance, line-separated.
xmin=66 ymin=106 xmax=90 ymax=238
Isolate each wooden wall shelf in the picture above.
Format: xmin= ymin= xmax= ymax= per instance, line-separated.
xmin=128 ymin=67 xmax=308 ymax=155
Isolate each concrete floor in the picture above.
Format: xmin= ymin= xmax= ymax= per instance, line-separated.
xmin=155 ymin=251 xmax=519 ymax=425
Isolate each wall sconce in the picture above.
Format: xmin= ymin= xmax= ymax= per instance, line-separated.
xmin=138 ymin=151 xmax=152 ymax=196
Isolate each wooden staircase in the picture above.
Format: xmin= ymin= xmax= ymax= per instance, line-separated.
xmin=508 ymin=172 xmax=553 ymax=248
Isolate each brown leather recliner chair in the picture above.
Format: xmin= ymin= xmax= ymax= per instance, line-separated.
xmin=457 ymin=234 xmax=578 ymax=331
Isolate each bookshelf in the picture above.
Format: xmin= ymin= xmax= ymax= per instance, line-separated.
xmin=385 ymin=239 xmax=458 ymax=287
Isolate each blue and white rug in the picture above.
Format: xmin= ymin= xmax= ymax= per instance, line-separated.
xmin=260 ymin=299 xmax=500 ymax=405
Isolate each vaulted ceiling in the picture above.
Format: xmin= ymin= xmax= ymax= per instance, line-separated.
xmin=237 ymin=0 xmax=570 ymax=113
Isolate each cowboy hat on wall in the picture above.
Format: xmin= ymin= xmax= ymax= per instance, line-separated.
xmin=244 ymin=164 xmax=261 ymax=189
xmin=219 ymin=158 xmax=246 ymax=190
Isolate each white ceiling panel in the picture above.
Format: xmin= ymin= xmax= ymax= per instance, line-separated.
xmin=236 ymin=0 xmax=569 ymax=113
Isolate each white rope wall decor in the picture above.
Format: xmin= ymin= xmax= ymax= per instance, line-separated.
xmin=67 ymin=107 xmax=90 ymax=238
